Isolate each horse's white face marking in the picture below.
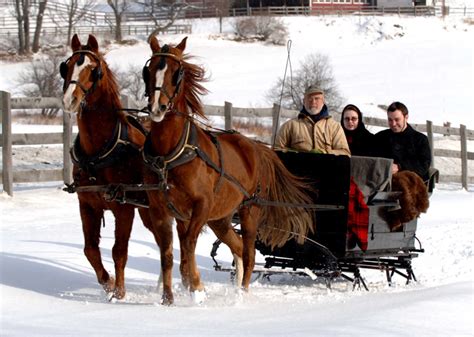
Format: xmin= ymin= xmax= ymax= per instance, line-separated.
xmin=150 ymin=64 xmax=168 ymax=122
xmin=62 ymin=57 xmax=92 ymax=112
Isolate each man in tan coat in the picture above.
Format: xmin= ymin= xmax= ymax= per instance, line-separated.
xmin=275 ymin=86 xmax=350 ymax=156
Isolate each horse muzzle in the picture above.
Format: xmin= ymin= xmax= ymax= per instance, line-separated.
xmin=150 ymin=97 xmax=170 ymax=122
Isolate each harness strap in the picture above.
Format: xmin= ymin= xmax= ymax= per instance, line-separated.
xmin=210 ymin=134 xmax=225 ymax=193
xmin=71 ymin=119 xmax=143 ymax=175
xmin=141 ymin=119 xmax=252 ymax=219
xmin=194 ymin=145 xmax=250 ymax=199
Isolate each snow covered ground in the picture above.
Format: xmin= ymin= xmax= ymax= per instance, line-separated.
xmin=1 ymin=183 xmax=472 ymax=336
xmin=1 ymin=13 xmax=473 ymax=337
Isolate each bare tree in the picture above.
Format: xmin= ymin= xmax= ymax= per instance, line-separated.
xmin=49 ymin=0 xmax=96 ymax=46
xmin=32 ymin=0 xmax=48 ymax=53
xmin=17 ymin=55 xmax=64 ymax=117
xmin=13 ymin=0 xmax=25 ymax=54
xmin=133 ymin=0 xmax=190 ymax=42
xmin=107 ymin=0 xmax=131 ymax=42
xmin=11 ymin=0 xmax=49 ymax=55
xmin=22 ymin=0 xmax=30 ymax=52
xmin=113 ymin=64 xmax=146 ymax=103
xmin=266 ymin=53 xmax=344 ymax=115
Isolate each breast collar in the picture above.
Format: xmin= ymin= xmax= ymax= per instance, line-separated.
xmin=71 ymin=118 xmax=144 ymax=173
xmin=142 ymin=118 xmax=198 ymax=174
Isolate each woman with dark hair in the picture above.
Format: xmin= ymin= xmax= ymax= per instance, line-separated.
xmin=340 ymin=104 xmax=375 ymax=157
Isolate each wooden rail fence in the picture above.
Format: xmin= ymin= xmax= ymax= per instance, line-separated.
xmin=1 ymin=92 xmax=473 ymax=196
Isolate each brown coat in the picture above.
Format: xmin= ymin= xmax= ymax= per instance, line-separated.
xmin=276 ymin=114 xmax=351 ymax=156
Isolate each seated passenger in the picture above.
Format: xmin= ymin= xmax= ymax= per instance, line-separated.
xmin=340 ymin=104 xmax=375 ymax=157
xmin=374 ymin=102 xmax=431 ymax=230
xmin=374 ymin=101 xmax=431 ymax=181
xmin=275 ymin=86 xmax=350 ymax=156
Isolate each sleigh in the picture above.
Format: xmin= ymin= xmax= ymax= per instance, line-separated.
xmin=212 ymin=152 xmax=437 ymax=290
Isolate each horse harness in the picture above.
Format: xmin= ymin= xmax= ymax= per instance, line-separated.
xmin=63 ymin=116 xmax=157 ymax=208
xmin=141 ymin=118 xmax=254 ymax=220
xmin=63 ymin=114 xmax=342 ymax=214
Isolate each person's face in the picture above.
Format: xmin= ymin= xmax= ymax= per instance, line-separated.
xmin=304 ymin=93 xmax=325 ymax=115
xmin=343 ymin=109 xmax=359 ymax=131
xmin=387 ymin=109 xmax=408 ymax=133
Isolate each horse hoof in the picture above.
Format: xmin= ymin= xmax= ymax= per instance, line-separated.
xmin=113 ymin=287 xmax=126 ymax=300
xmin=191 ymin=289 xmax=206 ymax=305
xmin=161 ymin=292 xmax=174 ymax=306
xmin=102 ymin=277 xmax=115 ymax=293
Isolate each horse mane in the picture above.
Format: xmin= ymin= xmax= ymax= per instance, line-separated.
xmin=101 ymin=62 xmax=122 ymax=110
xmin=176 ymin=54 xmax=209 ymax=119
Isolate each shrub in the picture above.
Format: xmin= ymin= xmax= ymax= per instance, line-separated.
xmin=113 ymin=64 xmax=146 ymax=103
xmin=232 ymin=16 xmax=288 ymax=45
xmin=17 ymin=54 xmax=64 ymax=118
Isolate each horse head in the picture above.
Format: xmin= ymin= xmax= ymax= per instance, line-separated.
xmin=61 ymin=34 xmax=105 ymax=113
xmin=143 ymin=37 xmax=189 ymax=122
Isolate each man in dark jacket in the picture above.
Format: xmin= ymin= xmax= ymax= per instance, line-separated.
xmin=375 ymin=102 xmax=432 ymax=181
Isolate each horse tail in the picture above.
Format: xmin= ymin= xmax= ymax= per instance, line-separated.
xmin=256 ymin=144 xmax=315 ymax=249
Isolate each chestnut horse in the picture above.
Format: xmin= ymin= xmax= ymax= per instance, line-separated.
xmin=61 ymin=34 xmax=169 ymax=300
xmin=141 ymin=36 xmax=314 ymax=304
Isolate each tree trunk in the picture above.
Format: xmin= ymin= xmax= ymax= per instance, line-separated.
xmin=22 ymin=0 xmax=31 ymax=53
xmin=32 ymin=0 xmax=48 ymax=53
xmin=15 ymin=0 xmax=25 ymax=54
xmin=115 ymin=15 xmax=122 ymax=42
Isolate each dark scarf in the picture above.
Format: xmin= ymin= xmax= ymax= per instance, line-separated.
xmin=300 ymin=104 xmax=329 ymax=123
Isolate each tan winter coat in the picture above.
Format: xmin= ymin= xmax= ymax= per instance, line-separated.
xmin=276 ymin=114 xmax=350 ymax=156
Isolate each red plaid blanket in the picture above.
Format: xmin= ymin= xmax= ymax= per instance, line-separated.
xmin=347 ymin=178 xmax=369 ymax=251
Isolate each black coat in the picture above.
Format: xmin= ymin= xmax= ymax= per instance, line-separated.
xmin=343 ymin=127 xmax=375 ymax=157
xmin=374 ymin=124 xmax=431 ymax=181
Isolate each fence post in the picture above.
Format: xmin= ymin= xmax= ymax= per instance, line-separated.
xmin=426 ymin=120 xmax=434 ymax=168
xmin=224 ymin=101 xmax=232 ymax=130
xmin=63 ymin=108 xmax=73 ymax=185
xmin=460 ymin=124 xmax=468 ymax=190
xmin=0 ymin=91 xmax=13 ymax=196
xmin=272 ymin=103 xmax=281 ymax=147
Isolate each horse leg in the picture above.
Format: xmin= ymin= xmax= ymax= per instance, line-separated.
xmin=138 ymin=208 xmax=163 ymax=292
xmin=238 ymin=206 xmax=260 ymax=290
xmin=182 ymin=200 xmax=209 ymax=302
xmin=148 ymin=205 xmax=175 ymax=305
xmin=79 ymin=202 xmax=115 ymax=293
xmin=108 ymin=204 xmax=136 ymax=300
xmin=208 ymin=215 xmax=244 ymax=287
xmin=176 ymin=219 xmax=191 ymax=290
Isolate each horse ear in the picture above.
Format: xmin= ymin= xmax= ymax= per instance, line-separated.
xmin=176 ymin=37 xmax=187 ymax=52
xmin=150 ymin=36 xmax=160 ymax=53
xmin=87 ymin=34 xmax=99 ymax=53
xmin=71 ymin=34 xmax=81 ymax=52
